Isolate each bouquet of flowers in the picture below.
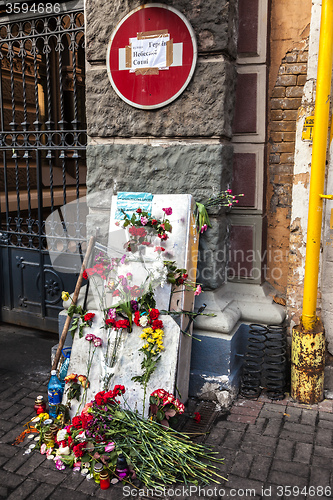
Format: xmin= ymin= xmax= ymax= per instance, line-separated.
xmin=149 ymin=388 xmax=185 ymax=427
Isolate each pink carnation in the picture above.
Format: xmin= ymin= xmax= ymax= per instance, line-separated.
xmin=162 ymin=207 xmax=172 ymax=216
xmin=85 ymin=333 xmax=95 ymax=342
xmin=194 ymin=285 xmax=202 ymax=296
xmin=94 ymin=337 xmax=103 ymax=347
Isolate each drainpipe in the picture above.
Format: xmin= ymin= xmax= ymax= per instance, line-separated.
xmin=291 ymin=0 xmax=333 ymax=404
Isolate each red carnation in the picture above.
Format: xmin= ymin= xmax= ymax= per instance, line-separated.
xmin=136 ymin=208 xmax=142 ymax=213
xmin=129 ymin=226 xmax=147 ymax=238
xmin=82 ymin=270 xmax=88 ymax=280
xmin=152 ymin=319 xmax=163 ymax=330
xmin=105 ymin=318 xmax=115 ymax=327
xmin=84 ymin=312 xmax=95 ymax=322
xmin=72 ymin=416 xmax=83 ymax=429
xmin=114 ymin=384 xmax=126 ymax=395
xmin=151 ymin=219 xmax=158 ymax=225
xmin=149 ymin=308 xmax=160 ymax=321
xmin=73 ymin=442 xmax=86 ymax=458
xmin=115 ymin=319 xmax=130 ymax=330
xmin=134 ymin=311 xmax=141 ymax=326
xmin=194 ymin=412 xmax=201 ymax=423
xmin=95 ymin=391 xmax=106 ymax=406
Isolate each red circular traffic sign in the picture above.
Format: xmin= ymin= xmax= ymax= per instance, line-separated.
xmin=106 ymin=4 xmax=197 ymax=109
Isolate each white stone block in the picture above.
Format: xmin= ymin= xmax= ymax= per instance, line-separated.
xmin=65 ymin=194 xmax=198 ymax=416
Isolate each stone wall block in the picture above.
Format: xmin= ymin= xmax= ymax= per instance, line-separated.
xmin=86 ymin=59 xmax=236 ymax=138
xmin=86 ymin=143 xmax=233 ymax=203
xmin=85 ymin=0 xmax=238 ymax=63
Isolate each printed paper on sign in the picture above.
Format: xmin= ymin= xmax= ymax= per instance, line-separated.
xmin=129 ymin=34 xmax=170 ymax=71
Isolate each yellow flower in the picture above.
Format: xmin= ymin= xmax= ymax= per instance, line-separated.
xmin=158 ymin=345 xmax=165 ymax=350
xmin=143 ymin=327 xmax=154 ymax=335
xmin=38 ymin=413 xmax=49 ymax=421
xmin=140 ymin=333 xmax=147 ymax=339
xmin=64 ymin=373 xmax=77 ymax=383
xmin=78 ymin=375 xmax=89 ymax=388
xmin=61 ymin=291 xmax=70 ymax=301
xmin=154 ymin=329 xmax=164 ymax=336
xmin=147 ymin=337 xmax=154 ymax=343
xmin=151 ymin=350 xmax=156 ymax=355
xmin=143 ymin=343 xmax=149 ymax=350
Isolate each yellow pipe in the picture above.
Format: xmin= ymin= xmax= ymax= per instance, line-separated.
xmin=301 ymin=0 xmax=333 ymax=330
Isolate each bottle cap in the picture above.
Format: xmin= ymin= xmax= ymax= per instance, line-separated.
xmin=94 ymin=463 xmax=104 ymax=472
xmin=37 ymin=395 xmax=44 ymax=401
xmin=51 ymin=370 xmax=57 ymax=375
xmin=116 ymin=454 xmax=127 ymax=468
xmin=99 ymin=471 xmax=109 ymax=480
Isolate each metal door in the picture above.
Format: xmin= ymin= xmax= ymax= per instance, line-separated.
xmin=0 ymin=6 xmax=86 ymax=332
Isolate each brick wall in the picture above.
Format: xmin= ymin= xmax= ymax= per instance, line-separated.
xmin=266 ymin=41 xmax=308 ymax=296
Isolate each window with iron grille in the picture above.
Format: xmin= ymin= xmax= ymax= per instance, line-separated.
xmin=0 ymin=2 xmax=87 ymax=331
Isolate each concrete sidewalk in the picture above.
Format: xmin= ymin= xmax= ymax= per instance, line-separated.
xmin=0 ymin=324 xmax=333 ymax=499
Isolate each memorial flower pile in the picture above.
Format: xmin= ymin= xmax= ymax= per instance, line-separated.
xmin=31 ymin=385 xmax=225 ymax=488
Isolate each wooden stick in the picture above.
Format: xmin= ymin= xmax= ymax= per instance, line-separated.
xmin=51 ymin=235 xmax=95 ymax=372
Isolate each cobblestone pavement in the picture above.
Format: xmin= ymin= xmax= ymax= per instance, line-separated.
xmin=1 ymin=324 xmax=333 ymax=499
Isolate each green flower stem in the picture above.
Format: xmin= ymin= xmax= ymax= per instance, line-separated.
xmin=88 ymin=400 xmax=226 ymax=487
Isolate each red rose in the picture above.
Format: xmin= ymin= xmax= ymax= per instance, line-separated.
xmin=136 ymin=208 xmax=142 ymax=213
xmin=134 ymin=311 xmax=141 ymax=326
xmin=182 ymin=274 xmax=188 ymax=280
xmin=152 ymin=319 xmax=163 ymax=330
xmin=149 ymin=308 xmax=160 ymax=320
xmin=84 ymin=312 xmax=95 ymax=322
xmin=82 ymin=270 xmax=88 ymax=280
xmin=151 ymin=219 xmax=158 ymax=225
xmin=158 ymin=233 xmax=168 ymax=240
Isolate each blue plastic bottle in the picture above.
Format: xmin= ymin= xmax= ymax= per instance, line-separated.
xmin=59 ymin=347 xmax=71 ymax=391
xmin=48 ymin=370 xmax=63 ymax=418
